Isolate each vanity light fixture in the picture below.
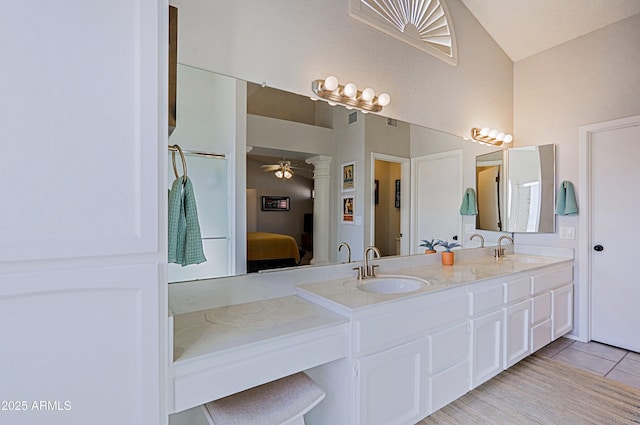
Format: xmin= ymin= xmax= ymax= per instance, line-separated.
xmin=470 ymin=127 xmax=513 ymax=146
xmin=311 ymin=75 xmax=391 ymax=113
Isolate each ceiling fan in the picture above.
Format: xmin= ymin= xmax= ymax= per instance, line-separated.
xmin=259 ymin=160 xmax=301 ymax=179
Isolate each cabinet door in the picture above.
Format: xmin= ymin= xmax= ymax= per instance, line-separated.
xmin=504 ymin=300 xmax=531 ymax=368
xmin=553 ymin=284 xmax=574 ymax=339
xmin=356 ymin=338 xmax=427 ymax=425
xmin=470 ymin=310 xmax=504 ymax=388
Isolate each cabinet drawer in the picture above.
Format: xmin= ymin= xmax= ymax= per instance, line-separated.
xmin=429 ymin=322 xmax=468 ymax=373
xmin=531 ymin=292 xmax=552 ymax=324
xmin=531 ymin=266 xmax=572 ymax=294
xmin=428 ymin=360 xmax=469 ymax=415
xmin=356 ymin=294 xmax=466 ymax=354
xmin=504 ymin=276 xmax=530 ymax=304
xmin=468 ymin=284 xmax=503 ymax=316
xmin=531 ymin=319 xmax=552 ymax=352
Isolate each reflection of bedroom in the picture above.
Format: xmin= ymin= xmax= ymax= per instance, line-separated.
xmin=245 ymin=83 xmax=324 ymax=272
xmin=246 ymin=154 xmax=314 ymax=272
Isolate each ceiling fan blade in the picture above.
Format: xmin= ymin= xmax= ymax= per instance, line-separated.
xmin=260 ymin=165 xmax=280 ymax=171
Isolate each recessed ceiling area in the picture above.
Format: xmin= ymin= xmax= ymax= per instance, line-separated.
xmin=460 ymin=0 xmax=640 ymax=61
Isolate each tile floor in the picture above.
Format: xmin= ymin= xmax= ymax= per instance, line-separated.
xmin=535 ymin=337 xmax=640 ymax=390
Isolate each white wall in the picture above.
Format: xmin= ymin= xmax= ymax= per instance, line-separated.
xmin=169 ymin=0 xmax=513 ymax=139
xmin=513 ymin=13 xmax=640 ymax=338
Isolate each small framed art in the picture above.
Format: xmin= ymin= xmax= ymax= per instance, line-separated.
xmin=342 ymin=161 xmax=355 ymax=192
xmin=261 ymin=196 xmax=290 ymax=211
xmin=342 ymin=195 xmax=354 ymax=224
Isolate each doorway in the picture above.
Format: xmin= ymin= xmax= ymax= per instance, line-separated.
xmin=411 ymin=150 xmax=463 ymax=253
xmin=371 ymin=153 xmax=410 ymax=257
xmin=579 ymin=115 xmax=640 ymax=352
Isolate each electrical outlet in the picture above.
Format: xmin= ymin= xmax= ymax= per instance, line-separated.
xmin=559 ymin=226 xmax=575 ymax=240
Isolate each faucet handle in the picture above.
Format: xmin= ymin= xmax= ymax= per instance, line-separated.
xmin=353 ymin=266 xmax=364 ymax=280
xmin=370 ymin=264 xmax=380 ymax=278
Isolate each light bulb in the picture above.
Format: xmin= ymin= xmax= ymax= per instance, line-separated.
xmin=489 ymin=129 xmax=498 ymax=139
xmin=480 ymin=127 xmax=490 ymax=136
xmin=361 ymin=88 xmax=375 ymax=102
xmin=275 ymin=170 xmax=283 ymax=179
xmin=284 ymin=170 xmax=293 ymax=179
xmin=344 ymin=82 xmax=358 ymax=98
xmin=323 ymin=75 xmax=339 ymax=91
xmin=503 ymin=134 xmax=513 ymax=143
xmin=377 ymin=93 xmax=391 ymax=106
xmin=496 ymin=132 xmax=505 ymax=141
xmin=327 ymin=101 xmax=337 ymax=106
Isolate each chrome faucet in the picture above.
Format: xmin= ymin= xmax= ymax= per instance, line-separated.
xmin=470 ymin=233 xmax=485 ymax=247
xmin=338 ymin=242 xmax=352 ymax=263
xmin=357 ymin=246 xmax=381 ymax=279
xmin=496 ymin=235 xmax=514 ymax=259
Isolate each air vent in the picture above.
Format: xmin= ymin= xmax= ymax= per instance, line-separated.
xmin=349 ymin=111 xmax=358 ymax=124
xmin=387 ymin=118 xmax=398 ymax=127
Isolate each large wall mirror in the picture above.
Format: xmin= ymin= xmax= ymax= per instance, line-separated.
xmin=168 ymin=63 xmax=516 ymax=282
xmin=476 ymin=144 xmax=556 ymax=233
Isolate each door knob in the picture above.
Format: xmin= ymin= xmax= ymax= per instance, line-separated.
xmin=593 ymin=245 xmax=604 ymax=252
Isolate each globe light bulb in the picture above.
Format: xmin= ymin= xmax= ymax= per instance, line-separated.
xmin=344 ymin=83 xmax=358 ymax=98
xmin=496 ymin=132 xmax=505 ymax=141
xmin=489 ymin=129 xmax=498 ymax=139
xmin=323 ymin=75 xmax=339 ymax=91
xmin=377 ymin=93 xmax=391 ymax=106
xmin=480 ymin=127 xmax=490 ymax=136
xmin=361 ymin=88 xmax=375 ymax=102
xmin=504 ymin=134 xmax=513 ymax=143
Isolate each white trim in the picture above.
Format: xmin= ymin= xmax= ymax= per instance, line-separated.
xmin=577 ymin=114 xmax=640 ymax=343
xmin=370 ymin=153 xmax=411 ymax=255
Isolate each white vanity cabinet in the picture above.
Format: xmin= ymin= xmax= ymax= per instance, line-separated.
xmin=356 ymin=337 xmax=427 ymax=425
xmin=468 ymin=280 xmax=504 ymax=388
xmin=300 ymin=255 xmax=574 ymax=425
xmin=531 ymin=265 xmax=573 ymax=343
xmin=503 ymin=276 xmax=532 ymax=368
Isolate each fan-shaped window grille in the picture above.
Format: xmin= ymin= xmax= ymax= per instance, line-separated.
xmin=349 ymin=0 xmax=457 ymax=66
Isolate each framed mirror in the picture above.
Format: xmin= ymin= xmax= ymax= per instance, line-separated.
xmin=476 ymin=144 xmax=556 ymax=233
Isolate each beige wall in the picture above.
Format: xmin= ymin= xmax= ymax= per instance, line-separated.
xmin=170 ymin=0 xmax=513 ymax=139
xmin=513 ymin=13 xmax=640 ymax=337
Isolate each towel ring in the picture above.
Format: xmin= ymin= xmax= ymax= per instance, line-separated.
xmin=170 ymin=144 xmax=187 ymax=183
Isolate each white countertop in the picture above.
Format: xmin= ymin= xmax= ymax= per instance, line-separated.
xmin=296 ymin=254 xmax=572 ymax=314
xmin=173 ymin=295 xmax=348 ymax=363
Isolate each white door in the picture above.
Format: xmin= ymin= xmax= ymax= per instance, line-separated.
xmin=591 ymin=122 xmax=640 ymax=352
xmin=411 ymin=151 xmax=463 ymax=253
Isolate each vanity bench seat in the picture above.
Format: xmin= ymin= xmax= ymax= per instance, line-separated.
xmin=169 ymin=296 xmax=349 ymax=414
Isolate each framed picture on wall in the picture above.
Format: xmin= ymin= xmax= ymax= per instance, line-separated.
xmin=262 ymin=196 xmax=290 ymax=211
xmin=342 ymin=161 xmax=355 ymax=192
xmin=342 ymin=195 xmax=354 ymax=224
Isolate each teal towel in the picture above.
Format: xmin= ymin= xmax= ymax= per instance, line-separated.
xmin=555 ymin=181 xmax=579 ymax=215
xmin=460 ymin=188 xmax=478 ymax=215
xmin=168 ymin=177 xmax=206 ymax=266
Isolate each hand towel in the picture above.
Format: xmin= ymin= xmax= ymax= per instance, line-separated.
xmin=555 ymin=181 xmax=579 ymax=215
xmin=459 ymin=188 xmax=478 ymax=215
xmin=168 ymin=177 xmax=206 ymax=266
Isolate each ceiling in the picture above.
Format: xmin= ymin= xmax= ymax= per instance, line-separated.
xmin=459 ymin=0 xmax=640 ymax=61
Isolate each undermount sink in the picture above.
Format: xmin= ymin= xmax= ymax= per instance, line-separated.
xmin=356 ymin=276 xmax=428 ymax=295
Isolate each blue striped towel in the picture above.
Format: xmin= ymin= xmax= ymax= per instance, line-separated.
xmin=168 ymin=177 xmax=206 ymax=266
